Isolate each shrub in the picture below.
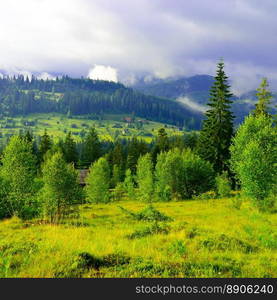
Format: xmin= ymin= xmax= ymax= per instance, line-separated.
xmin=216 ymin=172 xmax=232 ymax=198
xmin=193 ymin=190 xmax=216 ymax=200
xmin=119 ymin=205 xmax=172 ymax=222
xmin=127 ymin=223 xmax=170 ymax=239
xmin=155 ymin=149 xmax=215 ymax=200
xmin=167 ymin=240 xmax=187 ymax=257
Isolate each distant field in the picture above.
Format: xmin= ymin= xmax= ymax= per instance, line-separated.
xmin=0 ymin=198 xmax=276 ymax=278
xmin=0 ymin=113 xmax=184 ymax=142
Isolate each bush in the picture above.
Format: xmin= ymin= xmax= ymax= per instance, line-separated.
xmin=127 ymin=223 xmax=170 ymax=239
xmin=192 ymin=190 xmax=216 ymax=200
xmin=155 ymin=149 xmax=215 ymax=200
xmin=119 ymin=205 xmax=172 ymax=222
xmin=216 ymin=172 xmax=232 ymax=198
xmin=167 ymin=240 xmax=187 ymax=257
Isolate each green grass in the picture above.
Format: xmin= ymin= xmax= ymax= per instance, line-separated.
xmin=0 ymin=198 xmax=276 ymax=278
xmin=0 ymin=113 xmax=184 ymax=143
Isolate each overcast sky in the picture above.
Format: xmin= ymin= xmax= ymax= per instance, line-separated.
xmin=0 ymin=0 xmax=276 ymax=94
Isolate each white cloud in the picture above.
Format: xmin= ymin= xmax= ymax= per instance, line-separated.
xmin=88 ymin=65 xmax=118 ymax=82
xmin=0 ymin=0 xmax=276 ymax=92
xmin=177 ymin=96 xmax=207 ymax=113
xmin=37 ymin=72 xmax=56 ymax=80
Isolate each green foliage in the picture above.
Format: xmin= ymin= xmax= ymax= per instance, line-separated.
xmin=40 ymin=152 xmax=83 ymax=223
xmin=111 ymin=164 xmax=121 ymax=188
xmin=167 ymin=240 xmax=187 ymax=257
xmin=123 ymin=169 xmax=135 ymax=200
xmin=38 ymin=129 xmax=52 ymax=163
xmin=0 ymin=177 xmax=9 ymax=219
xmin=136 ymin=153 xmax=154 ymax=202
xmin=216 ymin=172 xmax=232 ymax=198
xmin=151 ymin=128 xmax=169 ymax=164
xmin=85 ymin=157 xmax=110 ymax=203
xmin=0 ymin=198 xmax=276 ymax=278
xmin=202 ymin=234 xmax=257 ymax=254
xmin=254 ymin=78 xmax=273 ymax=117
xmin=119 ymin=205 xmax=172 ymax=222
xmin=193 ymin=190 xmax=217 ymax=200
xmin=126 ymin=138 xmax=148 ymax=174
xmin=0 ymin=75 xmax=199 ymax=128
xmin=230 ymin=114 xmax=277 ymax=209
xmin=198 ymin=60 xmax=234 ymax=174
xmin=81 ymin=127 xmax=101 ymax=167
xmin=111 ymin=183 xmax=125 ymax=202
xmin=127 ymin=222 xmax=170 ymax=239
xmin=0 ymin=136 xmax=38 ymax=219
xmin=182 ymin=149 xmax=215 ymax=198
xmin=61 ymin=132 xmax=78 ymax=165
xmin=155 ymin=149 xmax=215 ymax=200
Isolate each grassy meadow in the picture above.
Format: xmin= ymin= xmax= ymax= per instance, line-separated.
xmin=0 ymin=113 xmax=183 ymax=143
xmin=0 ymin=197 xmax=276 ymax=278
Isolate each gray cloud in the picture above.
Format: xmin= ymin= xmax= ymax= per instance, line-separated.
xmin=0 ymin=0 xmax=276 ymax=93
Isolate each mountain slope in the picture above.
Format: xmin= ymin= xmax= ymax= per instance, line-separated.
xmin=133 ymin=75 xmax=277 ymax=123
xmin=0 ymin=76 xmax=202 ymax=129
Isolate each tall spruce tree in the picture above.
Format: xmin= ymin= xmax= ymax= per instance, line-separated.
xmin=81 ymin=127 xmax=101 ymax=167
xmin=151 ymin=128 xmax=169 ymax=165
xmin=198 ymin=60 xmax=234 ymax=174
xmin=253 ymin=78 xmax=272 ymax=117
xmin=62 ymin=132 xmax=78 ymax=165
xmin=39 ymin=129 xmax=52 ymax=163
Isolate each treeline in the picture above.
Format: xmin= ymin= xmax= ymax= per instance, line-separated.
xmin=0 ymin=76 xmax=201 ymax=128
xmin=0 ymin=127 xmax=202 ymax=221
xmin=0 ymin=61 xmax=276 ymax=223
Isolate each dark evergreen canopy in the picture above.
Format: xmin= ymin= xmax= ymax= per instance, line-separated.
xmin=198 ymin=60 xmax=234 ymax=174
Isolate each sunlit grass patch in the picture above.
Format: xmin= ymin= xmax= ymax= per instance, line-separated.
xmin=0 ymin=198 xmax=276 ymax=278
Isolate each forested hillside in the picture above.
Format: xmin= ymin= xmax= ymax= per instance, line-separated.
xmin=133 ymin=75 xmax=277 ymax=123
xmin=0 ymin=76 xmax=202 ymax=129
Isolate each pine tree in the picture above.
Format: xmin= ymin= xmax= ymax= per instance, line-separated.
xmin=151 ymin=128 xmax=169 ymax=164
xmin=126 ymin=138 xmax=140 ymax=174
xmin=111 ymin=164 xmax=121 ymax=188
xmin=85 ymin=157 xmax=110 ymax=203
xmin=198 ymin=60 xmax=234 ymax=174
xmin=136 ymin=153 xmax=154 ymax=202
xmin=253 ymin=78 xmax=272 ymax=117
xmin=62 ymin=132 xmax=78 ymax=165
xmin=40 ymin=152 xmax=83 ymax=223
xmin=110 ymin=142 xmax=125 ymax=181
xmin=81 ymin=127 xmax=101 ymax=167
xmin=39 ymin=129 xmax=52 ymax=163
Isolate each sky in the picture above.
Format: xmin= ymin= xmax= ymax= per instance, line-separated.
xmin=0 ymin=0 xmax=276 ymax=94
